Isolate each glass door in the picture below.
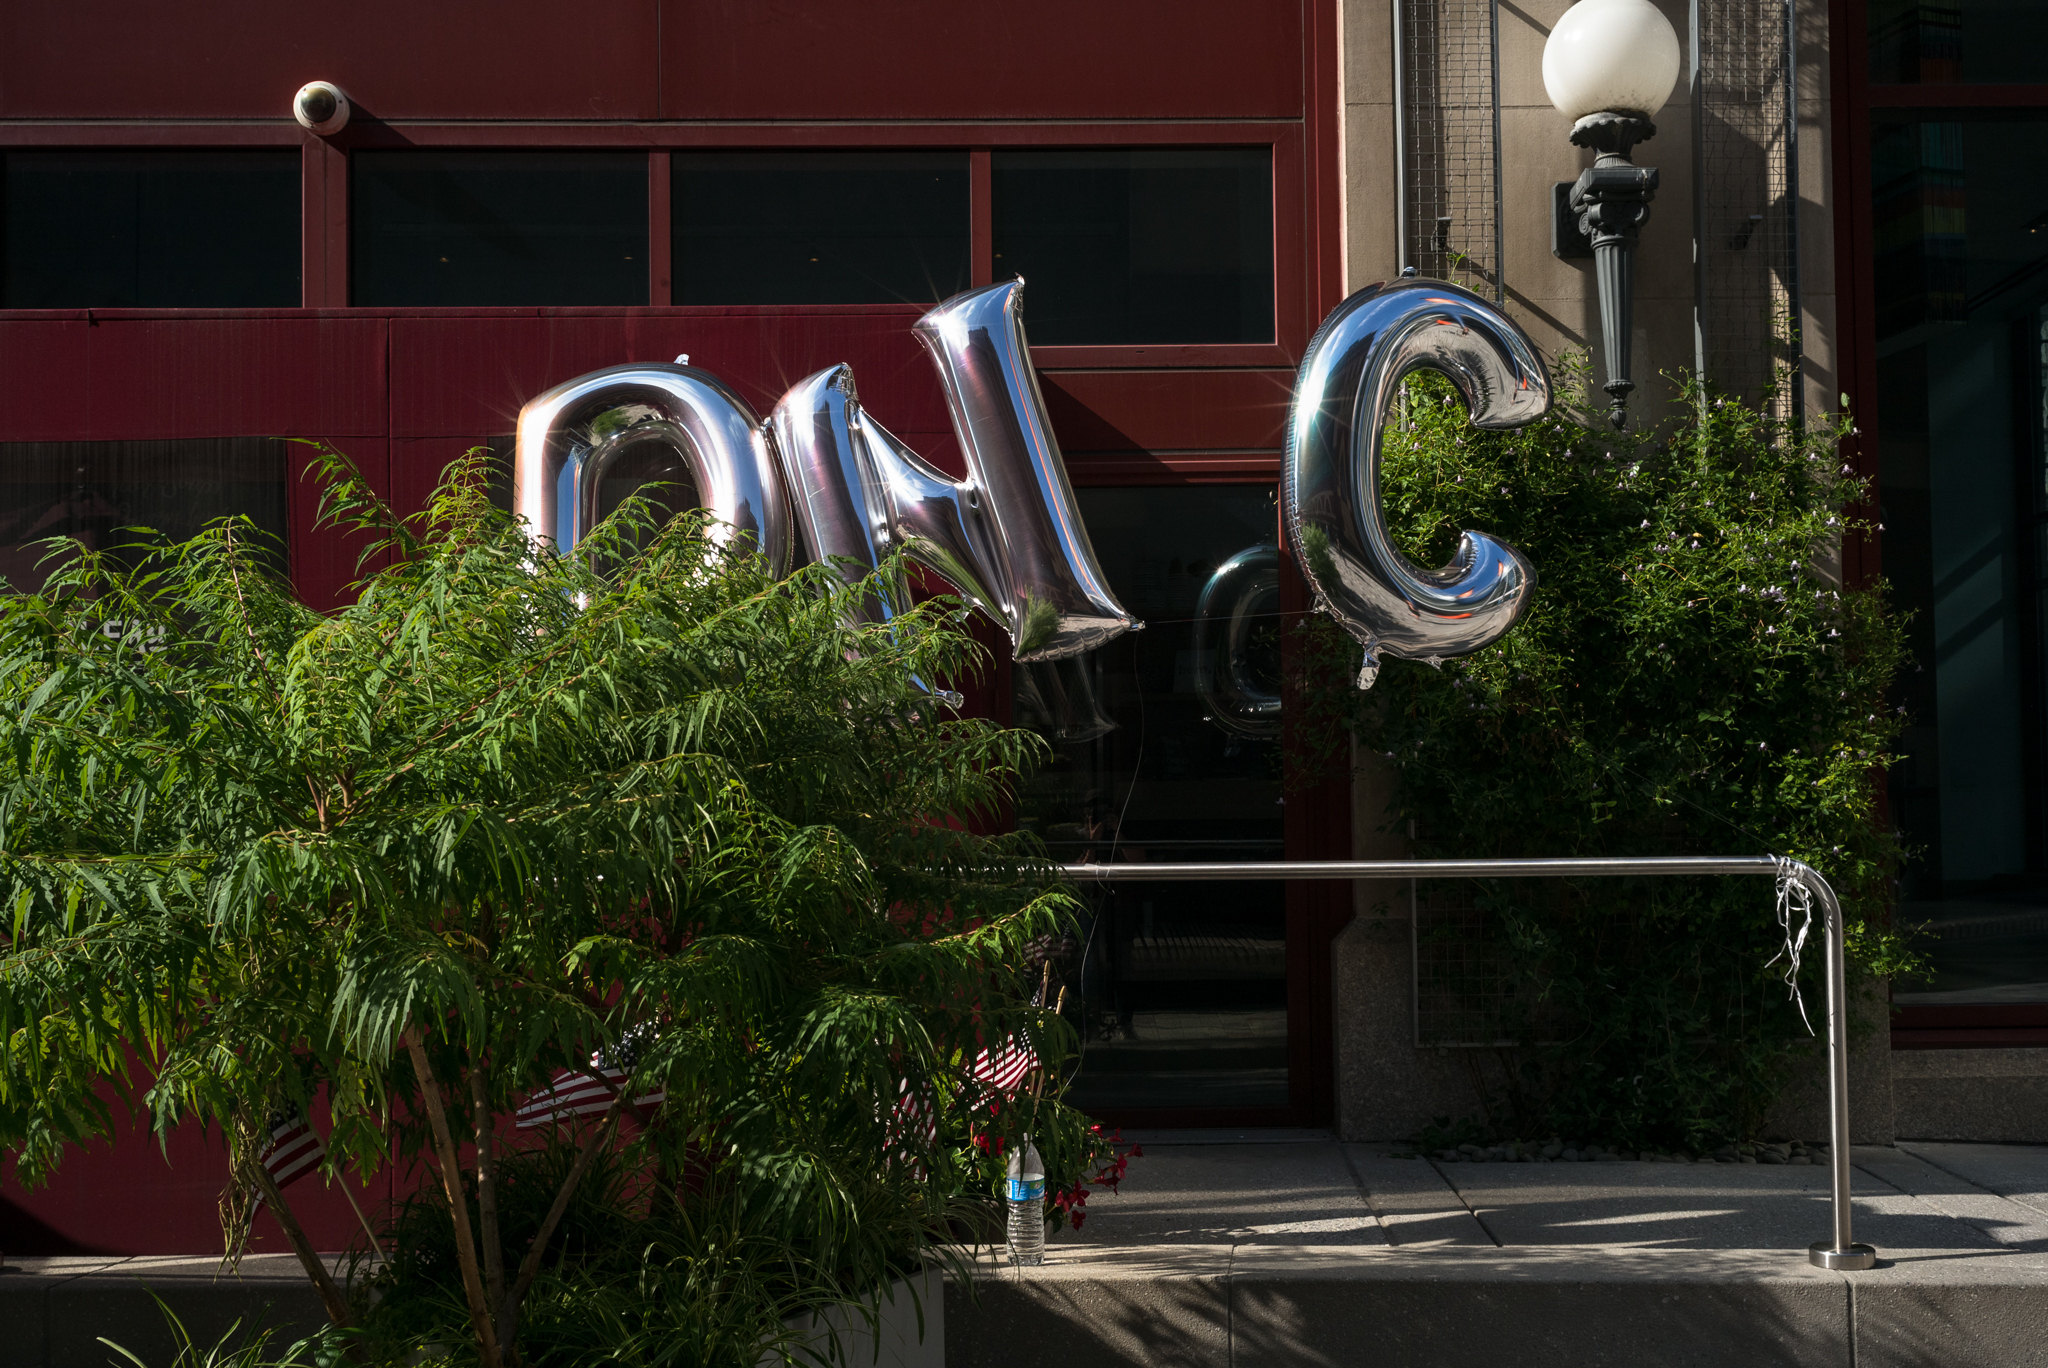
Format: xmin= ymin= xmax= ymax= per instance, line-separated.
xmin=1014 ymin=484 xmax=1292 ymax=1112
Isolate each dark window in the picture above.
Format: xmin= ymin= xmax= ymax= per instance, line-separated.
xmin=352 ymin=152 xmax=647 ymax=306
xmin=1871 ymin=113 xmax=2048 ymax=1007
xmin=1869 ymin=0 xmax=2048 ymax=84
xmin=991 ymin=148 xmax=1273 ymax=346
xmin=1 ymin=152 xmax=299 ymax=308
xmin=671 ymin=152 xmax=969 ymax=305
xmin=0 ymin=439 xmax=287 ymax=593
xmin=1017 ymin=485 xmax=1289 ymax=1110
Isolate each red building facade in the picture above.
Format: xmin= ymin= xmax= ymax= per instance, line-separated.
xmin=1 ymin=1 xmax=1352 ymax=1252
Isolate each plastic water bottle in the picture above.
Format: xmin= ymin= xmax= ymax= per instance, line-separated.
xmin=1005 ymin=1135 xmax=1045 ymax=1266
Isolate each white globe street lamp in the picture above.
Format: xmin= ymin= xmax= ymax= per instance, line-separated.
xmin=1543 ymin=0 xmax=1683 ymax=428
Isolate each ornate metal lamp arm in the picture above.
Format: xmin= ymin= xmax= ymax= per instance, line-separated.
xmin=1569 ymin=112 xmax=1661 ymax=429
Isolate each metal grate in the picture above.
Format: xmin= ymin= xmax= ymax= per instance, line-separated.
xmin=1395 ymin=0 xmax=1503 ymax=301
xmin=1410 ymin=880 xmax=1564 ymax=1046
xmin=1693 ymin=0 xmax=1802 ymax=417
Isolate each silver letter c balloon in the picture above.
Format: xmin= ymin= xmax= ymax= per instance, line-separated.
xmin=514 ymin=280 xmax=1138 ymax=664
xmin=1283 ymin=277 xmax=1551 ymax=687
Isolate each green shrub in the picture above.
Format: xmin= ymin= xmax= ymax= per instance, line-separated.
xmin=1301 ymin=364 xmax=1916 ymax=1149
xmin=0 ymin=447 xmax=1103 ymax=1366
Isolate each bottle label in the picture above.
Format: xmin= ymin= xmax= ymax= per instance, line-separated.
xmin=1006 ymin=1178 xmax=1045 ymax=1203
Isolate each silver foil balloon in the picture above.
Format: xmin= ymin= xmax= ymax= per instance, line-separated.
xmin=513 ymin=281 xmax=1135 ymax=666
xmin=1193 ymin=545 xmax=1283 ymax=739
xmin=911 ymin=280 xmax=1139 ymax=661
xmin=1283 ymin=277 xmax=1551 ymax=681
xmin=767 ymin=363 xmax=1006 ymax=629
xmin=513 ymin=362 xmax=792 ymax=575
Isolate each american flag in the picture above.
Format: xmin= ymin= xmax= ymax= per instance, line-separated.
xmin=886 ymin=1035 xmax=1041 ymax=1160
xmin=966 ymin=1037 xmax=1037 ymax=1095
xmin=257 ymin=1109 xmax=325 ymax=1189
xmin=515 ymin=1036 xmax=665 ymax=1130
xmin=243 ymin=1107 xmax=384 ymax=1259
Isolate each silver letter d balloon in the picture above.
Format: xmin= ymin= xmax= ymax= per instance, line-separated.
xmin=514 ymin=273 xmax=1550 ymax=682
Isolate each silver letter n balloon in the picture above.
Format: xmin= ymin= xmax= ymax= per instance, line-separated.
xmin=1283 ymin=277 xmax=1551 ymax=687
xmin=514 ymin=279 xmax=1136 ymax=665
xmin=771 ymin=281 xmax=1135 ymax=662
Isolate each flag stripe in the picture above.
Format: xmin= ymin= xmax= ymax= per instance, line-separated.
xmin=515 ymin=1066 xmax=664 ymax=1128
xmin=257 ymin=1116 xmax=324 ymax=1191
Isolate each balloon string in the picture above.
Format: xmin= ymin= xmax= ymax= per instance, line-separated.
xmin=1117 ymin=607 xmax=1312 ymax=629
xmin=1767 ymin=858 xmax=1815 ymax=1036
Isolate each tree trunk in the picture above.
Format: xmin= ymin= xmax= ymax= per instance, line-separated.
xmin=407 ymin=1031 xmax=504 ymax=1368
xmin=468 ymin=1064 xmax=515 ymax=1361
xmin=251 ymin=1164 xmax=360 ymax=1352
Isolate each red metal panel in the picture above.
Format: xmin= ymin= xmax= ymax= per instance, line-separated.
xmin=390 ymin=316 xmax=633 ymax=438
xmin=391 ymin=436 xmax=495 ymax=520
xmin=657 ymin=0 xmax=1302 ymax=120
xmin=0 ymin=315 xmax=387 ymax=442
xmin=292 ymin=437 xmax=392 ymax=613
xmin=388 ymin=308 xmax=950 ymax=439
xmin=2 ymin=1113 xmax=389 ymax=1256
xmin=0 ymin=0 xmax=660 ymax=120
xmin=0 ymin=318 xmax=91 ymax=433
xmin=1037 ymin=370 xmax=1294 ymax=453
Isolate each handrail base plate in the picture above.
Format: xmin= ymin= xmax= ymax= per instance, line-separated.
xmin=1808 ymin=1242 xmax=1878 ymax=1270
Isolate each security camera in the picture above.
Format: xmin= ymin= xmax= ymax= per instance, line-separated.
xmin=292 ymin=81 xmax=350 ymax=135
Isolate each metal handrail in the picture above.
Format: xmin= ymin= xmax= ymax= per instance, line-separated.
xmin=1060 ymin=856 xmax=1877 ymax=1271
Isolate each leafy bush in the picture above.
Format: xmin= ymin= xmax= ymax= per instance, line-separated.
xmin=100 ymin=1290 xmax=349 ymax=1368
xmin=1300 ymin=366 xmax=1915 ymax=1149
xmin=0 ymin=447 xmax=1104 ymax=1365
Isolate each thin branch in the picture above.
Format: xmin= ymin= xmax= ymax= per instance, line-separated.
xmin=406 ymin=1030 xmax=503 ymax=1368
xmin=252 ymin=1163 xmax=361 ymax=1351
xmin=219 ymin=522 xmax=279 ymax=701
xmin=506 ymin=1091 xmax=626 ymax=1320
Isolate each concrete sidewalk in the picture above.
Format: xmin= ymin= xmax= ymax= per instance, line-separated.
xmin=6 ymin=1136 xmax=2046 ymax=1368
xmin=949 ymin=1132 xmax=2048 ymax=1368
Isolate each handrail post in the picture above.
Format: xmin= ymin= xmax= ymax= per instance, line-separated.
xmin=1798 ymin=862 xmax=1877 ymax=1270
